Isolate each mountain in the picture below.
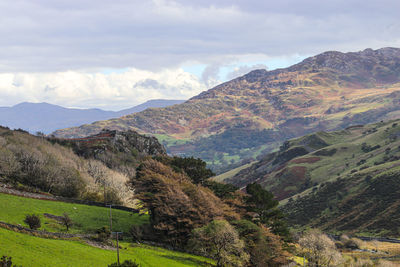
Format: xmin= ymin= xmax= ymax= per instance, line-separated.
xmin=0 ymin=99 xmax=184 ymax=134
xmin=53 ymin=47 xmax=400 ymax=172
xmin=116 ymin=99 xmax=185 ymax=115
xmin=223 ymin=118 xmax=400 ymax=236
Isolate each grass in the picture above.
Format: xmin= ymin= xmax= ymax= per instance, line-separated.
xmin=152 ymin=134 xmax=191 ymax=146
xmin=0 ymin=227 xmax=214 ymax=267
xmin=0 ymin=193 xmax=148 ymax=234
xmin=342 ymin=240 xmax=400 ymax=265
xmin=212 ymin=161 xmax=256 ymax=182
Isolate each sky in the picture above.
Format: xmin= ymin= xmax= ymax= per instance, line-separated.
xmin=0 ymin=0 xmax=400 ymax=110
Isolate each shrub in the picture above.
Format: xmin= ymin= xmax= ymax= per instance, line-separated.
xmin=129 ymin=225 xmax=144 ymax=242
xmin=108 ymin=260 xmax=140 ymax=267
xmin=94 ymin=226 xmax=110 ymax=242
xmin=24 ymin=214 xmax=41 ymax=230
xmin=0 ymin=255 xmax=13 ymax=267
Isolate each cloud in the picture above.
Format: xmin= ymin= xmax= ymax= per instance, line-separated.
xmin=226 ymin=64 xmax=268 ymax=80
xmin=0 ymin=68 xmax=207 ymax=110
xmin=201 ymin=63 xmax=225 ymax=88
xmin=1 ymin=0 xmax=400 ymax=109
xmin=0 ymin=0 xmax=399 ymax=72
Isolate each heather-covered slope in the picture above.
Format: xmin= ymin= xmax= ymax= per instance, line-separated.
xmin=225 ymin=119 xmax=400 ymax=236
xmin=53 ymin=48 xmax=400 ymax=172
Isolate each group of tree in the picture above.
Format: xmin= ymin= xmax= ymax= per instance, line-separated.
xmin=131 ymin=156 xmax=292 ymax=266
xmin=23 ymin=213 xmax=72 ymax=232
xmin=0 ymin=127 xmax=130 ymax=204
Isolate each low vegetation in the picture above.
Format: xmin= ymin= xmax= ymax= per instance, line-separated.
xmin=0 ymin=227 xmax=213 ymax=267
xmin=0 ymin=193 xmax=147 ymax=234
xmin=220 ymin=119 xmax=400 ymax=236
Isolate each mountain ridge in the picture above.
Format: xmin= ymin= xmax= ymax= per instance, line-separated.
xmin=52 ymin=47 xmax=400 ymax=171
xmin=0 ymin=99 xmax=184 ymax=134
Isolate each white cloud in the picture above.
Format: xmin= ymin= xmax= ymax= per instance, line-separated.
xmin=0 ymin=68 xmax=207 ymax=110
xmin=1 ymin=0 xmax=400 ymax=109
xmin=0 ymin=0 xmax=399 ymax=72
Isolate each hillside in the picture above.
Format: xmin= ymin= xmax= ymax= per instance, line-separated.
xmin=53 ymin=47 xmax=400 ymax=172
xmin=0 ymin=128 xmax=291 ymax=266
xmin=0 ymin=99 xmax=184 ymax=134
xmin=0 ymin=126 xmax=165 ymax=205
xmin=225 ymin=119 xmax=400 ymax=236
xmin=0 ymin=193 xmax=212 ymax=267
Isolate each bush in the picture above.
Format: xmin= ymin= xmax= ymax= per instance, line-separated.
xmin=1 ymin=255 xmax=13 ymax=267
xmin=24 ymin=214 xmax=41 ymax=230
xmin=129 ymin=225 xmax=143 ymax=242
xmin=94 ymin=226 xmax=110 ymax=242
xmin=108 ymin=260 xmax=140 ymax=267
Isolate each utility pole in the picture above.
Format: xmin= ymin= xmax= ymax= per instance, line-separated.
xmin=112 ymin=231 xmax=123 ymax=265
xmin=106 ymin=204 xmax=113 ymax=232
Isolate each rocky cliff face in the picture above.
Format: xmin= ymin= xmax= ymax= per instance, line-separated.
xmin=49 ymin=129 xmax=166 ymax=169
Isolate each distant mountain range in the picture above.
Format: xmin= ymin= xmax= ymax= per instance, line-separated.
xmin=53 ymin=47 xmax=400 ymax=172
xmin=0 ymin=99 xmax=184 ymax=134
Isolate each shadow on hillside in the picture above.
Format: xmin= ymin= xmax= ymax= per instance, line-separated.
xmin=160 ymin=255 xmax=212 ymax=266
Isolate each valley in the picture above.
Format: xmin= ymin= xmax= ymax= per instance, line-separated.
xmin=53 ymin=48 xmax=400 ymax=173
xmin=2 ymin=47 xmax=400 ymax=266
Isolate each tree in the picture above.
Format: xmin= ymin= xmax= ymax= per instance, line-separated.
xmin=60 ymin=213 xmax=73 ymax=232
xmin=190 ymin=220 xmax=249 ymax=267
xmin=132 ymin=159 xmax=225 ymax=247
xmin=298 ymin=229 xmax=342 ymax=267
xmin=232 ymin=220 xmax=289 ymax=266
xmin=203 ymin=180 xmax=238 ymax=199
xmin=87 ymin=160 xmax=109 ymax=203
xmin=24 ymin=214 xmax=41 ymax=230
xmin=156 ymin=156 xmax=214 ymax=184
xmin=245 ymin=183 xmax=291 ymax=241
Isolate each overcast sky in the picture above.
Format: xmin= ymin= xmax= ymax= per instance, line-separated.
xmin=0 ymin=0 xmax=399 ymax=110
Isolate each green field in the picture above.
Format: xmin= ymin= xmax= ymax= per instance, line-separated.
xmin=0 ymin=227 xmax=213 ymax=267
xmin=0 ymin=193 xmax=148 ymax=234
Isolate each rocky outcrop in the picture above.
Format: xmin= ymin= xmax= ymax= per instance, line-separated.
xmin=53 ymin=129 xmax=166 ymax=158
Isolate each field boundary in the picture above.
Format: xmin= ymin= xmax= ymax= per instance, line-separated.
xmin=0 ymin=185 xmax=139 ymax=213
xmin=329 ymin=234 xmax=400 ymax=244
xmin=0 ymin=221 xmax=91 ymax=239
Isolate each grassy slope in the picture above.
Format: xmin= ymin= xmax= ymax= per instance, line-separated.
xmin=229 ymin=119 xmax=400 ymax=199
xmin=222 ymin=119 xmax=400 ymax=236
xmin=0 ymin=228 xmax=213 ymax=267
xmin=0 ymin=193 xmax=148 ymax=233
xmin=212 ymin=161 xmax=256 ymax=183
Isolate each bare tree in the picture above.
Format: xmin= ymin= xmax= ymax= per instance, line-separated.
xmin=190 ymin=220 xmax=249 ymax=267
xmin=60 ymin=213 xmax=73 ymax=232
xmin=88 ymin=160 xmax=109 ymax=203
xmin=299 ymin=229 xmax=342 ymax=267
